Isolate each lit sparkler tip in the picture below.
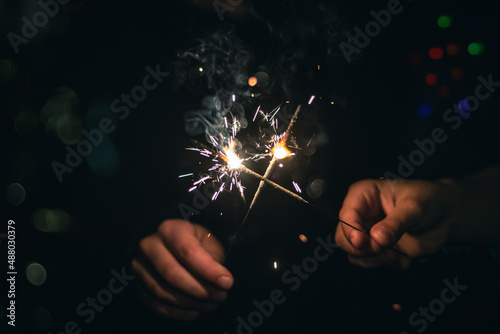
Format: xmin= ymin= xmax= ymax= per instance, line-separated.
xmin=272 ymin=141 xmax=291 ymax=160
xmin=223 ymin=145 xmax=243 ymax=170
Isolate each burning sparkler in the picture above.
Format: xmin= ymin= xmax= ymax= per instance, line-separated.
xmin=182 ymin=100 xmax=366 ymax=262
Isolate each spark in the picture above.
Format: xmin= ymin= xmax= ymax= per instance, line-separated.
xmin=252 ymin=105 xmax=261 ymax=122
xmin=292 ymin=181 xmax=302 ymax=193
xmin=307 ymin=134 xmax=316 ymax=147
xmin=193 ymin=175 xmax=211 ymax=186
xmin=178 ymin=173 xmax=193 ymax=178
xmin=273 ymin=261 xmax=278 ymax=269
xmin=308 ymin=95 xmax=316 ymax=105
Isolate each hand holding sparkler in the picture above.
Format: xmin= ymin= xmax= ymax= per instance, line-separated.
xmin=132 ymin=219 xmax=233 ymax=321
xmin=334 ymin=169 xmax=500 ymax=269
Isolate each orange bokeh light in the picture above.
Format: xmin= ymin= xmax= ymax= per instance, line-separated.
xmin=248 ymin=77 xmax=258 ymax=87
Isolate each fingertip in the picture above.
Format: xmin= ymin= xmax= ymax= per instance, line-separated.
xmin=217 ymin=275 xmax=233 ymax=290
xmin=349 ymin=230 xmax=369 ymax=249
xmin=371 ymin=225 xmax=394 ymax=247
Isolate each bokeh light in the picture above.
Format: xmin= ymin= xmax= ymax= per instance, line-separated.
xmin=458 ymin=99 xmax=471 ymax=113
xmin=425 ymin=73 xmax=437 ymax=86
xmin=86 ymin=138 xmax=121 ymax=178
xmin=301 ymin=141 xmax=317 ymax=156
xmin=254 ymin=71 xmax=270 ymax=87
xmin=248 ymin=76 xmax=258 ymax=87
xmin=6 ymin=183 xmax=26 ymax=206
xmin=26 ymin=262 xmax=48 ymax=286
xmin=32 ymin=209 xmax=73 ymax=233
xmin=306 ymin=179 xmax=326 ymax=199
xmin=418 ymin=104 xmax=433 ymax=118
xmin=437 ymin=15 xmax=452 ymax=28
xmin=451 ymin=67 xmax=464 ymax=80
xmin=428 ymin=47 xmax=444 ymax=60
xmin=468 ymin=42 xmax=485 ymax=56
xmin=446 ymin=44 xmax=460 ymax=56
xmin=42 ymin=87 xmax=83 ymax=144
xmin=393 ymin=304 xmax=403 ymax=312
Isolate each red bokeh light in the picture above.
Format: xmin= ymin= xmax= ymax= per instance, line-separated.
xmin=425 ymin=73 xmax=438 ymax=85
xmin=429 ymin=47 xmax=444 ymax=60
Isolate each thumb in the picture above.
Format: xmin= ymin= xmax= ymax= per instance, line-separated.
xmin=370 ymin=200 xmax=421 ymax=248
xmin=159 ymin=220 xmax=234 ymax=290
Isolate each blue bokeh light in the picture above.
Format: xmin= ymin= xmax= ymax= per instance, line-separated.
xmin=418 ymin=103 xmax=433 ymax=118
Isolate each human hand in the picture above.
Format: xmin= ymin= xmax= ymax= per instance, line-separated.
xmin=335 ymin=179 xmax=460 ymax=269
xmin=132 ymin=219 xmax=234 ymax=320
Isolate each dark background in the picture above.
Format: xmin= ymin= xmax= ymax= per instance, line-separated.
xmin=2 ymin=0 xmax=500 ymax=333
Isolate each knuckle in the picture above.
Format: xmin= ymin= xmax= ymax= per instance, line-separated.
xmin=179 ymin=243 xmax=198 ymax=260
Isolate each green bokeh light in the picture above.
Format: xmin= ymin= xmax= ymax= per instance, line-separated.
xmin=438 ymin=15 xmax=452 ymax=28
xmin=26 ymin=262 xmax=47 ymax=286
xmin=468 ymin=42 xmax=485 ymax=56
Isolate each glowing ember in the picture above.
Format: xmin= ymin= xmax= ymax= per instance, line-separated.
xmin=272 ymin=142 xmax=291 ymax=160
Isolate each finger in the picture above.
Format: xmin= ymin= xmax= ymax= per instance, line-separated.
xmin=370 ymin=199 xmax=423 ymax=248
xmin=159 ymin=220 xmax=234 ymax=290
xmin=339 ymin=181 xmax=384 ymax=253
xmin=392 ymin=224 xmax=450 ymax=258
xmin=347 ymin=249 xmax=398 ymax=269
xmin=135 ymin=284 xmax=200 ymax=321
xmin=335 ymin=223 xmax=380 ymax=256
xmin=131 ymin=257 xmax=219 ymax=312
xmin=139 ymin=234 xmax=227 ymax=301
